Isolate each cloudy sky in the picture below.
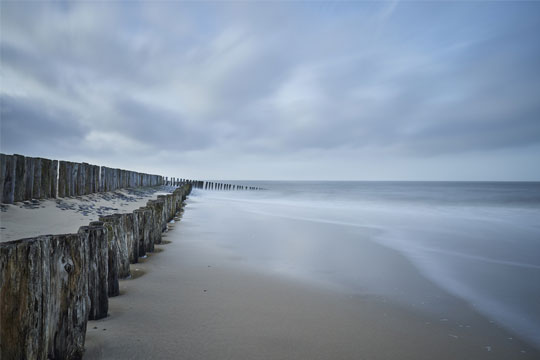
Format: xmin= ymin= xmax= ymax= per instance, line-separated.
xmin=1 ymin=1 xmax=539 ymax=180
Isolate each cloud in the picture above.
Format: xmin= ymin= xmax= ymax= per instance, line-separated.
xmin=0 ymin=94 xmax=89 ymax=154
xmin=1 ymin=1 xmax=539 ymax=179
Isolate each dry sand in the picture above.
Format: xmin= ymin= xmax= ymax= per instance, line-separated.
xmin=0 ymin=186 xmax=175 ymax=242
xmin=83 ymin=197 xmax=539 ymax=360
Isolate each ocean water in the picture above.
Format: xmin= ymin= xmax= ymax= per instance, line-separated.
xmin=190 ymin=181 xmax=540 ymax=347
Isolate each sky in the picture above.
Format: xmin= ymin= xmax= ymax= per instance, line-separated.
xmin=1 ymin=1 xmax=539 ymax=181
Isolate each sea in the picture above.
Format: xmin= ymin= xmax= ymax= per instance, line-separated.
xmin=190 ymin=181 xmax=540 ymax=348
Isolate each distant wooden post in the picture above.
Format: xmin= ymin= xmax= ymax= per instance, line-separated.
xmin=1 ymin=155 xmax=14 ymax=203
xmin=13 ymin=154 xmax=26 ymax=202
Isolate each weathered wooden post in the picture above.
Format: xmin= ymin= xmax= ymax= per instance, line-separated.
xmin=71 ymin=162 xmax=79 ymax=196
xmin=13 ymin=154 xmax=26 ymax=202
xmin=123 ymin=213 xmax=138 ymax=264
xmin=59 ymin=161 xmax=66 ymax=197
xmin=99 ymin=166 xmax=105 ymax=192
xmin=51 ymin=160 xmax=58 ymax=198
xmin=129 ymin=212 xmax=140 ymax=263
xmin=84 ymin=163 xmax=91 ymax=195
xmin=142 ymin=207 xmax=154 ymax=253
xmin=146 ymin=199 xmax=163 ymax=245
xmin=157 ymin=195 xmax=170 ymax=230
xmin=133 ymin=209 xmax=148 ymax=258
xmin=0 ymin=236 xmax=48 ymax=358
xmin=40 ymin=158 xmax=51 ymax=198
xmin=79 ymin=222 xmax=109 ymax=320
xmin=71 ymin=161 xmax=76 ymax=196
xmin=95 ymin=165 xmax=100 ymax=193
xmin=59 ymin=161 xmax=67 ymax=197
xmin=23 ymin=156 xmax=35 ymax=200
xmin=49 ymin=233 xmax=90 ymax=359
xmin=110 ymin=168 xmax=115 ymax=191
xmin=78 ymin=163 xmax=86 ymax=196
xmin=0 ymin=234 xmax=90 ymax=359
xmin=115 ymin=168 xmax=120 ymax=190
xmin=32 ymin=158 xmax=42 ymax=199
xmin=0 ymin=154 xmax=6 ymax=203
xmin=112 ymin=214 xmax=130 ymax=278
xmin=99 ymin=215 xmax=120 ymax=297
xmin=2 ymin=154 xmax=16 ymax=203
xmin=106 ymin=167 xmax=111 ymax=192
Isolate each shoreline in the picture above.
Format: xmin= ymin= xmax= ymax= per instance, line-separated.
xmin=2 ymin=182 xmax=538 ymax=358
xmin=84 ymin=196 xmax=540 ymax=359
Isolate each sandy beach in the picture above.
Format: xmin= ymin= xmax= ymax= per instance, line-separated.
xmin=0 ymin=186 xmax=177 ymax=242
xmin=83 ymin=194 xmax=539 ymax=359
xmin=3 ymin=1 xmax=539 ymax=358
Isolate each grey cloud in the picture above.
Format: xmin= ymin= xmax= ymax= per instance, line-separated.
xmin=111 ymin=97 xmax=215 ymax=151
xmin=406 ymin=107 xmax=540 ymax=156
xmin=1 ymin=1 xmax=539 ymax=180
xmin=0 ymin=95 xmax=89 ymax=154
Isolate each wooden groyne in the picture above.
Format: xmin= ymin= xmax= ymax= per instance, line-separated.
xmin=0 ymin=153 xmax=166 ymax=204
xmin=198 ymin=181 xmax=263 ymax=191
xmin=0 ymin=183 xmax=192 ymax=359
xmin=166 ymin=179 xmax=262 ymax=191
xmin=0 ymin=154 xmax=58 ymax=203
xmin=1 ymin=153 xmax=265 ymax=204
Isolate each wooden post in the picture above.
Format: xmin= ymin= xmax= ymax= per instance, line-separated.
xmin=142 ymin=207 xmax=154 ymax=253
xmin=13 ymin=154 xmax=26 ymax=202
xmin=79 ymin=222 xmax=109 ymax=320
xmin=51 ymin=160 xmax=58 ymax=198
xmin=146 ymin=200 xmax=163 ymax=245
xmin=133 ymin=209 xmax=147 ymax=258
xmin=40 ymin=158 xmax=51 ymax=199
xmin=0 ymin=234 xmax=90 ymax=359
xmin=2 ymin=155 xmax=16 ymax=203
xmin=123 ymin=213 xmax=138 ymax=264
xmin=24 ymin=156 xmax=35 ymax=200
xmin=99 ymin=215 xmax=120 ymax=297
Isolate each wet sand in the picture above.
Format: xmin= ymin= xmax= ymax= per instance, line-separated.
xmin=84 ymin=197 xmax=539 ymax=359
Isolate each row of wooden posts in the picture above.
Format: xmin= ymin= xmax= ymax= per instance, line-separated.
xmin=0 ymin=153 xmax=165 ymax=204
xmin=161 ymin=179 xmax=263 ymax=192
xmin=203 ymin=182 xmax=263 ymax=191
xmin=0 ymin=154 xmax=58 ymax=203
xmin=1 ymin=153 xmax=264 ymax=205
xmin=0 ymin=183 xmax=192 ymax=359
xmin=165 ymin=178 xmax=263 ymax=191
